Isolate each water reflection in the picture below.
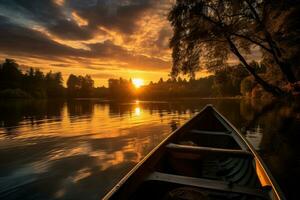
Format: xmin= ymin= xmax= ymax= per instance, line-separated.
xmin=245 ymin=125 xmax=263 ymax=150
xmin=134 ymin=107 xmax=141 ymax=116
xmin=0 ymin=100 xmax=64 ymax=136
xmin=0 ymin=99 xmax=195 ymax=200
xmin=67 ymin=100 xmax=94 ymax=119
xmin=0 ymin=99 xmax=299 ymax=199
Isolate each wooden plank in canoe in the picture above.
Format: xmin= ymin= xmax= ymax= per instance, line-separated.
xmin=146 ymin=171 xmax=269 ymax=199
xmin=189 ymin=129 xmax=231 ymax=136
xmin=166 ymin=143 xmax=253 ymax=157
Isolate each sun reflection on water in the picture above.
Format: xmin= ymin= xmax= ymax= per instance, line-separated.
xmin=134 ymin=107 xmax=141 ymax=116
xmin=0 ymin=99 xmax=196 ymax=200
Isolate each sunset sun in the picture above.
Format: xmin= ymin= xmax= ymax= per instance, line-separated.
xmin=132 ymin=78 xmax=144 ymax=88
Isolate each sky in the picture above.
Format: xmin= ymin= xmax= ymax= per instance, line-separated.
xmin=0 ymin=0 xmax=176 ymax=86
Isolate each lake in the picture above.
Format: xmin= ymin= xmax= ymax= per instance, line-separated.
xmin=0 ymin=99 xmax=299 ymax=199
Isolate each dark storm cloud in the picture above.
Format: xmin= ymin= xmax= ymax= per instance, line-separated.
xmin=87 ymin=40 xmax=170 ymax=70
xmin=0 ymin=0 xmax=162 ymax=40
xmin=0 ymin=0 xmax=94 ymax=40
xmin=87 ymin=40 xmax=129 ymax=57
xmin=46 ymin=19 xmax=94 ymax=40
xmin=0 ymin=16 xmax=170 ymax=70
xmin=0 ymin=15 xmax=10 ymax=23
xmin=0 ymin=15 xmax=86 ymax=58
xmin=0 ymin=0 xmax=172 ymax=71
xmin=156 ymin=27 xmax=172 ymax=49
xmin=69 ymin=0 xmax=155 ymax=34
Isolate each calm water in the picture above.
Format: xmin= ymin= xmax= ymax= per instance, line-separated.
xmin=0 ymin=99 xmax=299 ymax=199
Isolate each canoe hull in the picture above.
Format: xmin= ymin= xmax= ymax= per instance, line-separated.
xmin=103 ymin=105 xmax=285 ymax=200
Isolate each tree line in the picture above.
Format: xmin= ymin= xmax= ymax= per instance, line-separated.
xmin=0 ymin=59 xmax=106 ymax=99
xmin=107 ymin=61 xmax=269 ymax=99
xmin=0 ymin=58 xmax=285 ymax=99
xmin=0 ymin=59 xmax=64 ymax=98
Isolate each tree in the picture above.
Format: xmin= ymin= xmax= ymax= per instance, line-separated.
xmin=45 ymin=71 xmax=64 ymax=97
xmin=158 ymin=78 xmax=164 ymax=84
xmin=241 ymin=77 xmax=255 ymax=97
xmin=67 ymin=74 xmax=79 ymax=90
xmin=177 ymin=76 xmax=183 ymax=83
xmin=67 ymin=74 xmax=80 ymax=97
xmin=67 ymin=74 xmax=95 ymax=98
xmin=22 ymin=68 xmax=47 ymax=98
xmin=81 ymin=75 xmax=94 ymax=97
xmin=261 ymin=1 xmax=300 ymax=88
xmin=0 ymin=59 xmax=22 ymax=89
xmin=168 ymin=0 xmax=299 ymax=97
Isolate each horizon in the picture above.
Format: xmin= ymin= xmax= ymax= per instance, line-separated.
xmin=0 ymin=57 xmax=214 ymax=88
xmin=0 ymin=0 xmax=243 ymax=87
xmin=0 ymin=57 xmax=213 ymax=87
xmin=0 ymin=1 xmax=176 ymax=86
xmin=1 ymin=0 xmax=296 ymax=100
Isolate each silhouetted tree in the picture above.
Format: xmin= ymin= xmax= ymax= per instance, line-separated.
xmin=0 ymin=59 xmax=22 ymax=90
xmin=168 ymin=0 xmax=299 ymax=96
xmin=67 ymin=74 xmax=95 ymax=98
xmin=177 ymin=77 xmax=183 ymax=83
xmin=213 ymin=65 xmax=248 ymax=96
xmin=67 ymin=74 xmax=80 ymax=97
xmin=45 ymin=71 xmax=64 ymax=98
xmin=22 ymin=68 xmax=46 ymax=98
xmin=81 ymin=75 xmax=94 ymax=97
xmin=108 ymin=78 xmax=134 ymax=98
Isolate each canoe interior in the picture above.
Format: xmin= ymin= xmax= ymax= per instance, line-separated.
xmin=104 ymin=105 xmax=279 ymax=200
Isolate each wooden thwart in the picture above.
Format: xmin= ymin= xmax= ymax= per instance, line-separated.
xmin=166 ymin=143 xmax=253 ymax=157
xmin=146 ymin=171 xmax=268 ymax=199
xmin=189 ymin=129 xmax=231 ymax=136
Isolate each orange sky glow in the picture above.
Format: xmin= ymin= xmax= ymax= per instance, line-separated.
xmin=0 ymin=0 xmax=262 ymax=87
xmin=0 ymin=0 xmax=182 ymax=87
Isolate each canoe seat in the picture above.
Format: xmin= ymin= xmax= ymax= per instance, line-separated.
xmin=176 ymin=130 xmax=241 ymax=149
xmin=146 ymin=171 xmax=268 ymax=199
xmin=166 ymin=143 xmax=252 ymax=158
xmin=156 ymin=143 xmax=260 ymax=188
xmin=189 ymin=129 xmax=231 ymax=136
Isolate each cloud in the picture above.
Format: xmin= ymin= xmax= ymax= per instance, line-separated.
xmin=92 ymin=72 xmax=118 ymax=79
xmin=0 ymin=0 xmax=94 ymax=40
xmin=0 ymin=0 xmax=175 ymax=87
xmin=87 ymin=40 xmax=170 ymax=70
xmin=0 ymin=16 xmax=170 ymax=71
xmin=47 ymin=19 xmax=94 ymax=40
xmin=0 ymin=15 xmax=85 ymax=58
xmin=0 ymin=15 xmax=10 ymax=23
xmin=69 ymin=0 xmax=155 ymax=35
xmin=156 ymin=27 xmax=172 ymax=50
xmin=50 ymin=63 xmax=72 ymax=68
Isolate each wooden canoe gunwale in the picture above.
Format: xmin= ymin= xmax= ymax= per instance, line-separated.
xmin=102 ymin=104 xmax=286 ymax=200
xmin=102 ymin=104 xmax=208 ymax=200
xmin=210 ymin=106 xmax=286 ymax=200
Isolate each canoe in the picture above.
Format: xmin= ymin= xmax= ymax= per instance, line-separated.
xmin=103 ymin=104 xmax=285 ymax=200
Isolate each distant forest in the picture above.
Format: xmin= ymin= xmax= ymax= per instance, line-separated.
xmin=0 ymin=58 xmax=271 ymax=99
